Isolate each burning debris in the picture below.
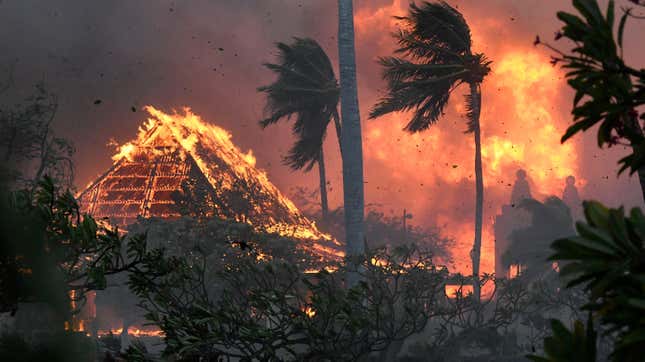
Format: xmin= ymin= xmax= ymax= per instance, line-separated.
xmin=78 ymin=106 xmax=342 ymax=260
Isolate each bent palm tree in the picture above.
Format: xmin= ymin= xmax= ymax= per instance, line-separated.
xmin=258 ymin=38 xmax=341 ymax=220
xmin=369 ymin=1 xmax=491 ymax=301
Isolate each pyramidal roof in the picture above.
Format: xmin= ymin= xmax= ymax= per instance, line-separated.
xmin=78 ymin=106 xmax=342 ymax=259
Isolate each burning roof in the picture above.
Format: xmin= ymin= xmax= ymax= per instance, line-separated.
xmin=78 ymin=106 xmax=342 ymax=259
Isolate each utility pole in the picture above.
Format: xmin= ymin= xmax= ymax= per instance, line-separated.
xmin=402 ymin=209 xmax=413 ymax=245
xmin=402 ymin=209 xmax=407 ymax=244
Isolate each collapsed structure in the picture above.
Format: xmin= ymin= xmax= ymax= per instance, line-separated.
xmin=78 ymin=106 xmax=342 ymax=260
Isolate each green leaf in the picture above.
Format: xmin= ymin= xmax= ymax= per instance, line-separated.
xmin=583 ymin=201 xmax=610 ymax=229
xmin=561 ymin=118 xmax=599 ymax=143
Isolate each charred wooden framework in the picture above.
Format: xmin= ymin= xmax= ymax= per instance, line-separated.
xmin=77 ymin=107 xmax=343 ymax=260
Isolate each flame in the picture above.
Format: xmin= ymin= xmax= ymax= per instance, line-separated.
xmin=304 ymin=265 xmax=338 ymax=274
xmin=110 ymin=105 xmax=302 ymax=219
xmin=303 ymin=306 xmax=316 ymax=318
xmin=365 ymin=51 xmax=584 ymax=272
xmin=370 ymin=256 xmax=388 ymax=267
xmin=255 ymin=251 xmax=269 ymax=261
xmin=487 ymin=52 xmax=581 ymax=194
xmin=65 ymin=290 xmax=96 ymax=333
xmin=98 ymin=327 xmax=164 ymax=338
xmin=445 ymin=284 xmax=474 ymax=299
xmin=91 ymin=106 xmax=343 ymax=260
xmin=508 ymin=264 xmax=522 ymax=279
xmin=356 ymin=2 xmax=582 ymax=276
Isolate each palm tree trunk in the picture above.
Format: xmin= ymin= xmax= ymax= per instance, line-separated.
xmin=338 ymin=0 xmax=365 ymax=287
xmin=470 ymin=82 xmax=484 ymax=303
xmin=318 ymin=149 xmax=329 ymax=220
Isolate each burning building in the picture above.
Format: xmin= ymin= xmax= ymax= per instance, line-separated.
xmin=74 ymin=106 xmax=344 ymax=341
xmin=77 ymin=106 xmax=342 ymax=259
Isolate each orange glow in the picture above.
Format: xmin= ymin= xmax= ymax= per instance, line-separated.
xmin=304 ymin=265 xmax=338 ymax=274
xmin=370 ymin=256 xmax=388 ymax=267
xmin=445 ymin=284 xmax=474 ymax=299
xmin=255 ymin=251 xmax=269 ymax=261
xmin=356 ymin=2 xmax=582 ymax=276
xmin=303 ymin=306 xmax=316 ymax=318
xmin=66 ymin=290 xmax=89 ymax=333
xmin=487 ymin=53 xmax=581 ymax=194
xmin=90 ymin=106 xmax=343 ymax=260
xmin=98 ymin=327 xmax=165 ymax=338
xmin=509 ymin=264 xmax=522 ymax=279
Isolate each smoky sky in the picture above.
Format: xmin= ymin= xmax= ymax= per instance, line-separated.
xmin=2 ymin=0 xmax=644 ymax=271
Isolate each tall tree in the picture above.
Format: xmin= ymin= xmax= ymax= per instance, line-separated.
xmin=370 ymin=1 xmax=491 ymax=300
xmin=258 ymin=38 xmax=342 ymax=220
xmin=338 ymin=0 xmax=366 ymax=284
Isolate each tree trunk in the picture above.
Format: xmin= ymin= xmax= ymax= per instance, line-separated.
xmin=402 ymin=208 xmax=407 ymax=244
xmin=338 ymin=0 xmax=365 ymax=287
xmin=470 ymin=82 xmax=484 ymax=303
xmin=318 ymin=149 xmax=329 ymax=220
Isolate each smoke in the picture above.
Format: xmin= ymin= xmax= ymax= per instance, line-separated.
xmin=2 ymin=0 xmax=643 ymax=273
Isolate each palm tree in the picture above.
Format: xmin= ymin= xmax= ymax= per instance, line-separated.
xmin=338 ymin=0 xmax=366 ymax=285
xmin=369 ymin=1 xmax=491 ymax=301
xmin=258 ymin=38 xmax=341 ymax=220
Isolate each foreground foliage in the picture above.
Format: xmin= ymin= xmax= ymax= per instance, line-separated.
xmin=0 ymin=331 xmax=97 ymax=362
xmin=529 ymin=201 xmax=645 ymax=361
xmin=0 ymin=176 xmax=148 ymax=318
xmin=128 ymin=245 xmax=447 ymax=361
xmin=539 ymin=0 xmax=645 ymax=188
xmin=529 ymin=1 xmax=645 ymax=360
xmin=0 ymin=83 xmax=74 ymax=188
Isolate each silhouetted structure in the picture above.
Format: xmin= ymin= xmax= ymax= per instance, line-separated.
xmin=562 ymin=175 xmax=582 ymax=220
xmin=494 ymin=169 xmax=532 ymax=278
xmin=503 ymin=197 xmax=574 ymax=280
xmin=511 ymin=169 xmax=531 ymax=205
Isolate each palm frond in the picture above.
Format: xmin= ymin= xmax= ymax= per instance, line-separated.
xmin=370 ymin=74 xmax=456 ymax=131
xmin=283 ymin=112 xmax=328 ymax=171
xmin=370 ymin=1 xmax=486 ymax=133
xmin=395 ymin=1 xmax=472 ymax=62
xmin=258 ymin=38 xmax=339 ymax=171
xmin=377 ymin=56 xmax=465 ymax=83
xmin=394 ymin=30 xmax=461 ymax=64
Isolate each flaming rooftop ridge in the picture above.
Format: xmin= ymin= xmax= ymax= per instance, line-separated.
xmin=78 ymin=106 xmax=342 ymax=259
